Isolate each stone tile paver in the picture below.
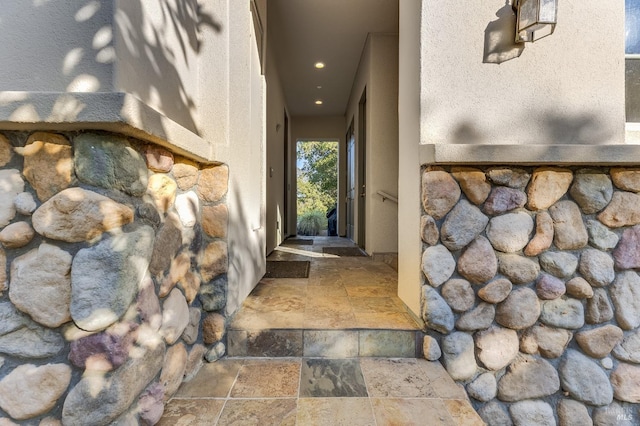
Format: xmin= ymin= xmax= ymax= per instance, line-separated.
xmin=231 ymin=359 xmax=301 ymax=398
xmin=371 ymin=398 xmax=458 ymax=426
xmin=297 ymin=398 xmax=375 ymax=425
xmin=162 ymin=356 xmax=484 ymax=425
xmin=217 ymin=399 xmax=297 ymax=425
xmin=360 ymin=358 xmax=439 ymax=398
xmin=158 ymin=399 xmax=225 ymax=426
xmin=174 ymin=359 xmax=243 ymax=398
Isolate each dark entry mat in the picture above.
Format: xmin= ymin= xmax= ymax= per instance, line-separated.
xmin=322 ymin=247 xmax=367 ymax=257
xmin=283 ymin=238 xmax=314 ymax=246
xmin=265 ymin=261 xmax=310 ymax=278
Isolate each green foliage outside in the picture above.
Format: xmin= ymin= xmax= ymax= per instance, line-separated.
xmin=297 ymin=141 xmax=338 ymax=235
xmin=297 ymin=211 xmax=325 ymax=236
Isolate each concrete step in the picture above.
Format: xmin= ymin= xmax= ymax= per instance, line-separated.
xmin=227 ymin=328 xmax=425 ymax=358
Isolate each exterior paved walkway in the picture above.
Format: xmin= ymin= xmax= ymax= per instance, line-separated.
xmin=160 ymin=237 xmax=485 ymax=425
xmin=160 ymin=356 xmax=484 ymax=425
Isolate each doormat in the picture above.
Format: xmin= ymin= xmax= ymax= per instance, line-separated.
xmin=322 ymin=247 xmax=367 ymax=257
xmin=265 ymin=261 xmax=310 ymax=278
xmin=283 ymin=238 xmax=314 ymax=246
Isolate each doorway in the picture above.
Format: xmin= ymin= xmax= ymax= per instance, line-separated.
xmin=346 ymin=91 xmax=367 ymax=248
xmin=346 ymin=126 xmax=355 ymax=241
xmin=283 ymin=111 xmax=289 ymax=236
xmin=296 ymin=140 xmax=339 ymax=236
xmin=357 ymin=91 xmax=367 ymax=249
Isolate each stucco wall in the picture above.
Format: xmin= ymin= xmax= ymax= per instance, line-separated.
xmin=398 ymin=0 xmax=422 ymax=316
xmin=368 ymin=34 xmax=399 ymax=253
xmin=0 ymin=0 xmax=203 ymax=135
xmin=290 ymin=115 xmax=346 ymax=236
xmin=346 ymin=33 xmax=399 ymax=254
xmin=420 ymin=0 xmax=625 ymax=147
xmin=0 ymin=0 xmax=114 ymax=93
xmin=114 ymin=0 xmax=201 ymax=134
xmin=265 ymin=30 xmax=289 ymax=254
xmin=222 ymin=2 xmax=267 ymax=316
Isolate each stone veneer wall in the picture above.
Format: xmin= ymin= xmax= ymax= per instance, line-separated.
xmin=0 ymin=131 xmax=229 ymax=424
xmin=420 ymin=166 xmax=640 ymax=425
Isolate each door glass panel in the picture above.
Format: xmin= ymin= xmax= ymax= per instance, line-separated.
xmin=346 ymin=131 xmax=355 ymax=241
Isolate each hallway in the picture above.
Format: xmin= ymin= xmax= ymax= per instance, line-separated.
xmin=160 ymin=237 xmax=484 ymax=425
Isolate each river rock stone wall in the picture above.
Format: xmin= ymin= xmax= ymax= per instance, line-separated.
xmin=420 ymin=166 xmax=640 ymax=425
xmin=0 ymin=131 xmax=229 ymax=424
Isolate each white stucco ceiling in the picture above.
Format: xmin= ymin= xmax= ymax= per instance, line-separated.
xmin=269 ymin=0 xmax=398 ymax=117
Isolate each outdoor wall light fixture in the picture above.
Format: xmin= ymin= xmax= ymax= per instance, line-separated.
xmin=513 ymin=0 xmax=557 ymax=43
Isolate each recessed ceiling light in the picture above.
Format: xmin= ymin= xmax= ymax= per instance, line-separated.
xmin=317 ymin=85 xmax=322 ymax=89
xmin=314 ymin=62 xmax=325 ymax=69
xmin=315 ymin=100 xmax=323 ymax=105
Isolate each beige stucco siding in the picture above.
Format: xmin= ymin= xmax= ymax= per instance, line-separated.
xmin=420 ymin=0 xmax=625 ymax=147
xmin=346 ymin=33 xmax=399 ymax=255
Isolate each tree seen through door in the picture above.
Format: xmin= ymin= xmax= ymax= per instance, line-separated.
xmin=296 ymin=140 xmax=338 ymax=236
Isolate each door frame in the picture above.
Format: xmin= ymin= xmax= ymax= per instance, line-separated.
xmin=346 ymin=123 xmax=356 ymax=241
xmin=357 ymin=90 xmax=367 ymax=249
xmin=283 ymin=110 xmax=289 ymax=236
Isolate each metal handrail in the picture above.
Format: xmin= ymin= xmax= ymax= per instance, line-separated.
xmin=376 ymin=190 xmax=398 ymax=204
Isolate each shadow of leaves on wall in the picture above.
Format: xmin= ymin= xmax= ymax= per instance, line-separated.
xmin=115 ymin=0 xmax=222 ymax=135
xmin=452 ymin=121 xmax=484 ymax=144
xmin=543 ymin=112 xmax=614 ymax=145
xmin=0 ymin=0 xmax=223 ymax=140
xmin=442 ymin=110 xmax=615 ymax=146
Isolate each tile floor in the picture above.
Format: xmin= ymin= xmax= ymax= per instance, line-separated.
xmin=228 ymin=237 xmax=421 ymax=358
xmin=160 ymin=237 xmax=485 ymax=425
xmin=232 ymin=248 xmax=419 ymax=330
xmin=160 ymin=357 xmax=484 ymax=425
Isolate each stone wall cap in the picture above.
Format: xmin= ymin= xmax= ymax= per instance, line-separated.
xmin=0 ymin=91 xmax=221 ymax=164
xmin=420 ymin=143 xmax=640 ymax=166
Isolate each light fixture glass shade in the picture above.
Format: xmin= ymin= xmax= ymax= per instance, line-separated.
xmin=515 ymin=0 xmax=558 ymax=43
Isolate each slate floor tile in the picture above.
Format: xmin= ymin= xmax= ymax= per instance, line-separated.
xmin=231 ymin=359 xmax=301 ymax=398
xmin=244 ymin=329 xmax=304 ymax=357
xmin=355 ymin=312 xmax=420 ymax=331
xmin=417 ymin=360 xmax=469 ymax=400
xmin=360 ymin=330 xmax=417 ymax=357
xmin=174 ymin=359 xmax=243 ymax=398
xmin=360 ymin=358 xmax=439 ymax=398
xmin=303 ymin=330 xmax=359 ymax=358
xmin=158 ymin=398 xmax=225 ymax=425
xmin=350 ymin=296 xmax=406 ymax=314
xmin=443 ymin=399 xmax=486 ymax=425
xmin=300 ymin=358 xmax=368 ymax=397
xmin=345 ymin=284 xmax=397 ymax=297
xmin=297 ymin=398 xmax=376 ymax=425
xmin=371 ymin=398 xmax=458 ymax=426
xmin=217 ymin=399 xmax=297 ymax=426
xmin=306 ymin=284 xmax=347 ymax=297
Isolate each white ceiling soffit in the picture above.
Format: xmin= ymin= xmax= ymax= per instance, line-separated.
xmin=269 ymin=0 xmax=398 ymax=117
